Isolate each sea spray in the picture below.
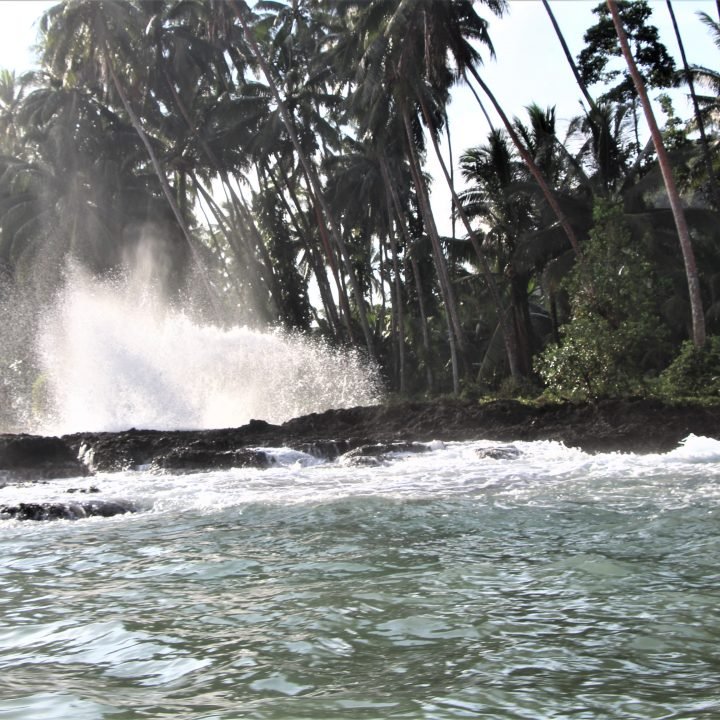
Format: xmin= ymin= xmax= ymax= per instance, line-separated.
xmin=35 ymin=273 xmax=382 ymax=434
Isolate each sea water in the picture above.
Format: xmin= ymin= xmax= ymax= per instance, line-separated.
xmin=1 ymin=436 xmax=719 ymax=719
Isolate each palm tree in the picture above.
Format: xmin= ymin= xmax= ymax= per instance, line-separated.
xmin=41 ymin=0 xmax=220 ymax=308
xmin=229 ymin=0 xmax=377 ymax=359
xmin=327 ymin=0 xmax=468 ymax=390
xmin=541 ymin=0 xmax=596 ymax=111
xmin=665 ymin=1 xmax=720 ymax=210
xmin=460 ymin=130 xmax=537 ymax=377
xmin=607 ymin=0 xmax=705 ymax=347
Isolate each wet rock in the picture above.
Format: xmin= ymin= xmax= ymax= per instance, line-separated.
xmin=340 ymin=441 xmax=430 ymax=466
xmin=66 ymin=486 xmax=100 ymax=494
xmin=44 ymin=397 xmax=720 ymax=477
xmin=476 ymin=445 xmax=522 ymax=460
xmin=151 ymin=447 xmax=271 ymax=473
xmin=292 ymin=440 xmax=352 ymax=461
xmin=0 ymin=499 xmax=136 ymax=521
xmin=0 ymin=434 xmax=89 ymax=481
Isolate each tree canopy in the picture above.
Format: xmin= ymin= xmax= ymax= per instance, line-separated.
xmin=1 ymin=0 xmax=720 ymax=432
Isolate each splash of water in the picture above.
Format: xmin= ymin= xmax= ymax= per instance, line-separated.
xmin=35 ymin=274 xmax=381 ymax=434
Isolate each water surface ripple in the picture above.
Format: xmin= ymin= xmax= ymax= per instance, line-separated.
xmin=1 ymin=437 xmax=719 ymax=719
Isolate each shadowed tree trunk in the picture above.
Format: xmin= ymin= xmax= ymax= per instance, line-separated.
xmin=380 ymin=156 xmax=434 ymax=392
xmin=665 ymin=0 xmax=720 ymax=210
xmin=608 ymin=0 xmax=705 ymax=347
xmin=231 ymin=0 xmax=376 ymax=359
xmin=541 ymin=0 xmax=596 ymax=110
xmin=402 ymin=107 xmax=463 ymax=394
xmin=418 ymin=94 xmax=521 ymax=380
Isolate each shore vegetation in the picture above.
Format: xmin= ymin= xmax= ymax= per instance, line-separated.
xmin=2 ymin=0 xmax=720 ymax=431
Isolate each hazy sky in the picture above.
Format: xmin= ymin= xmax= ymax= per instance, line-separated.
xmin=0 ymin=0 xmax=717 ymax=233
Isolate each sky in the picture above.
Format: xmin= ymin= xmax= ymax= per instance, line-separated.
xmin=0 ymin=0 xmax=718 ymax=234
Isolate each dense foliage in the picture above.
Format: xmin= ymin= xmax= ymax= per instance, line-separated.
xmin=1 ymin=0 xmax=720 ymax=425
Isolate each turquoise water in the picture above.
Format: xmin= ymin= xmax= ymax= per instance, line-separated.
xmin=1 ymin=438 xmax=720 ymax=719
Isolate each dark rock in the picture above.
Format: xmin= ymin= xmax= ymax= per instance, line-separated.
xmin=151 ymin=447 xmax=270 ymax=473
xmin=0 ymin=434 xmax=89 ymax=481
xmin=476 ymin=445 xmax=522 ymax=460
xmin=339 ymin=441 xmax=430 ymax=466
xmin=0 ymin=499 xmax=136 ymax=521
xmin=66 ymin=486 xmax=100 ymax=494
xmin=47 ymin=398 xmax=720 ymax=478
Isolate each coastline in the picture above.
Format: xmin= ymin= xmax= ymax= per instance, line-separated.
xmin=2 ymin=398 xmax=719 ymax=481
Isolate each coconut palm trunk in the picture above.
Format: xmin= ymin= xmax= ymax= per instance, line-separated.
xmin=382 ymin=183 xmax=406 ymax=393
xmin=258 ymin=160 xmax=344 ymax=339
xmin=379 ymin=156 xmax=434 ymax=392
xmin=271 ymin=157 xmax=351 ymax=341
xmin=402 ymin=107 xmax=463 ymax=393
xmin=231 ymin=0 xmax=375 ymax=359
xmin=665 ymin=0 xmax=720 ymax=210
xmin=607 ymin=0 xmax=706 ymax=347
xmin=541 ymin=0 xmax=596 ymax=110
xmin=418 ymin=95 xmax=521 ymax=380
xmin=466 ymin=66 xmax=582 ymax=258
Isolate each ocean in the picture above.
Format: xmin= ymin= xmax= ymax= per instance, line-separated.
xmin=1 ymin=436 xmax=719 ymax=719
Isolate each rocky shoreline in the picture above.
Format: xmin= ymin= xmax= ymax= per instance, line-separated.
xmin=1 ymin=398 xmax=719 ymax=483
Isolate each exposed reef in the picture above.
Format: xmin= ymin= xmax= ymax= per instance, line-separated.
xmin=1 ymin=398 xmax=719 ymax=484
xmin=0 ymin=434 xmax=90 ymax=482
xmin=0 ymin=499 xmax=136 ymax=521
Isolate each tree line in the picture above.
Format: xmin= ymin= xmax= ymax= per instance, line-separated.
xmin=2 ymin=0 xmax=720 ymax=412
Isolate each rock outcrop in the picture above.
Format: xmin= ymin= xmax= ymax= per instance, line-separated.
xmin=0 ymin=499 xmax=136 ymax=521
xmin=1 ymin=398 xmax=719 ymax=484
xmin=0 ymin=434 xmax=90 ymax=482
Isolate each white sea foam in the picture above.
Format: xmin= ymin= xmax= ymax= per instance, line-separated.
xmin=661 ymin=433 xmax=720 ymax=463
xmin=35 ymin=274 xmax=381 ymax=434
xmin=3 ymin=437 xmax=719 ymax=526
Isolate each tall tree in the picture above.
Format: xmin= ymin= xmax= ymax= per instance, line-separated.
xmin=607 ymin=0 xmax=705 ymax=347
xmin=578 ymin=0 xmax=676 ymax=153
xmin=229 ymin=0 xmax=377 ymax=359
xmin=665 ymin=0 xmax=720 ymax=210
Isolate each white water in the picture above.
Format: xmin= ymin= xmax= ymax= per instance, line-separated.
xmin=35 ymin=275 xmax=381 ymax=434
xmin=2 ymin=434 xmax=719 ymax=519
xmin=2 ymin=436 xmax=720 ymax=718
xmin=5 ymin=269 xmax=720 ymax=717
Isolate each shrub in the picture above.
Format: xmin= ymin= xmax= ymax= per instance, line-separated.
xmin=659 ymin=336 xmax=720 ymax=398
xmin=535 ymin=199 xmax=667 ymax=400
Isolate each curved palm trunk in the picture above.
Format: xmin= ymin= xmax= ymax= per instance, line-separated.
xmin=418 ymin=95 xmax=521 ymax=380
xmin=382 ymin=182 xmax=406 ymax=393
xmin=608 ymin=0 xmax=706 ymax=347
xmin=402 ymin=107 xmax=463 ymax=394
xmin=380 ymin=156 xmax=434 ymax=392
xmin=259 ymin=160 xmax=343 ymax=339
xmin=541 ymin=0 xmax=596 ymax=110
xmin=666 ymin=0 xmax=720 ymax=210
xmin=462 ymin=71 xmax=495 ymax=131
xmin=509 ymin=269 xmax=535 ymax=377
xmin=271 ymin=157 xmax=350 ymax=341
xmin=193 ymin=174 xmax=265 ymax=314
xmin=162 ymin=69 xmax=288 ymax=319
xmin=192 ymin=174 xmax=271 ymax=321
xmin=467 ymin=65 xmax=582 ymax=258
xmin=231 ymin=1 xmax=375 ymax=359
xmin=103 ymin=41 xmax=220 ymax=317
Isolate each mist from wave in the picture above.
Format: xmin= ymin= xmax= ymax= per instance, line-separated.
xmin=33 ymin=271 xmax=381 ymax=435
